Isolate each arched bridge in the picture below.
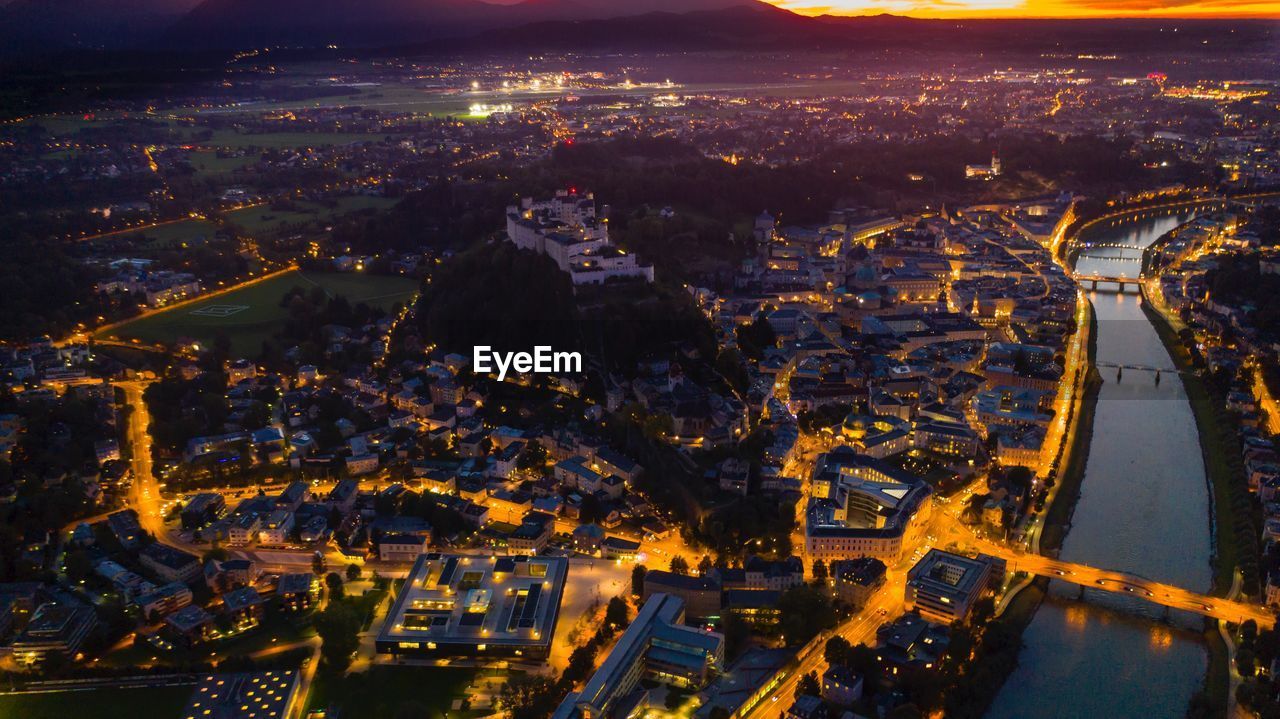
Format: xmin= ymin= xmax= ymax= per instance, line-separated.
xmin=1074 ymin=273 xmax=1142 ymax=292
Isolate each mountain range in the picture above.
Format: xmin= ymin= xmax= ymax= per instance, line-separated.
xmin=0 ymin=0 xmax=1276 ymax=57
xmin=0 ymin=0 xmax=772 ymax=53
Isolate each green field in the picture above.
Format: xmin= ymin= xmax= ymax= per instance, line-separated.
xmin=225 ymin=197 xmax=398 ymax=234
xmin=192 ymin=86 xmax=478 ymax=119
xmin=306 ymin=666 xmax=480 ymax=719
xmin=28 ymin=115 xmax=102 ymax=135
xmin=137 ymin=219 xmax=220 ymax=249
xmin=189 ymin=151 xmax=255 ymax=178
xmin=96 ymin=270 xmax=418 ymax=357
xmin=0 ymin=685 xmax=193 ymax=719
xmin=86 ymin=218 xmax=220 ymax=251
xmin=197 ymin=129 xmax=403 ymax=150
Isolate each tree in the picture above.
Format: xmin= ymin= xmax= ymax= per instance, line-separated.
xmin=393 ymin=702 xmax=431 ymax=719
xmin=824 ymin=636 xmax=853 ymax=666
xmin=604 ymin=596 xmax=630 ymax=633
xmin=312 ymin=552 xmax=327 ymax=575
xmin=736 ymin=316 xmax=777 ymax=361
xmin=64 ymin=549 xmax=92 ymax=584
xmin=314 ymin=601 xmax=362 ymax=671
xmin=564 ymin=643 xmax=598 ymax=685
xmin=698 ymin=555 xmax=714 ymax=576
xmin=325 ymin=572 xmax=345 ymax=599
xmin=715 ymin=348 xmax=750 ymax=395
xmin=812 ymin=559 xmax=828 ymax=583
xmin=516 ymin=440 xmax=550 ymax=471
xmin=886 ymin=705 xmax=923 ymax=719
xmin=1238 ymin=645 xmax=1258 ymax=677
xmin=796 ymin=671 xmax=819 ymax=699
xmin=345 ymin=563 xmax=362 ymax=582
xmin=777 ymin=585 xmax=837 ymax=645
xmin=497 ymin=674 xmax=559 ymax=719
xmin=669 ymin=556 xmax=690 ymax=575
xmin=631 ymin=565 xmax=647 ymax=597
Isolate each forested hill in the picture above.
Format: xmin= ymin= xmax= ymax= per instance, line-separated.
xmin=408 ymin=242 xmax=715 ymax=378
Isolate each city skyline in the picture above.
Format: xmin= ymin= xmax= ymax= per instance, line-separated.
xmin=1 ymin=11 xmax=1278 ymax=719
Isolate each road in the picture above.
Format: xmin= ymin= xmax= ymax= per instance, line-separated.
xmin=978 ymin=540 xmax=1274 ymax=627
xmin=118 ymin=380 xmax=183 ymax=548
xmin=742 ymin=570 xmax=906 ymax=719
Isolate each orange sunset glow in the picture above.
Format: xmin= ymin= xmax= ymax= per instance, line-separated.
xmin=764 ymin=0 xmax=1280 ymax=18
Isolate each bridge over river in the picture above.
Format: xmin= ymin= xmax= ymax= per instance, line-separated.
xmin=1074 ymin=273 xmax=1142 ymax=291
xmin=967 ymin=538 xmax=1274 ymax=627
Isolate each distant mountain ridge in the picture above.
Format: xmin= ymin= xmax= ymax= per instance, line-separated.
xmin=433 ymin=3 xmax=829 ymax=52
xmin=0 ymin=0 xmax=201 ymax=53
xmin=429 ymin=9 xmax=1279 ymax=56
xmin=0 ymin=0 xmax=1276 ymax=57
xmin=162 ymin=0 xmax=767 ymax=48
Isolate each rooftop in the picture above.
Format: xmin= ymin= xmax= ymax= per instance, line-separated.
xmin=377 ymin=552 xmax=568 ymax=653
xmin=182 ymin=671 xmax=299 ymax=719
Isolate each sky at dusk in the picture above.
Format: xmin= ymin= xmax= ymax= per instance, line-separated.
xmin=763 ymin=0 xmax=1280 ymax=18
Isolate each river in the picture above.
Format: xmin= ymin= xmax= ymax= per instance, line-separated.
xmin=986 ymin=210 xmax=1213 ymax=719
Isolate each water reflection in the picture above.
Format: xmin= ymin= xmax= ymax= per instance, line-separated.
xmin=986 ymin=211 xmax=1210 ymax=719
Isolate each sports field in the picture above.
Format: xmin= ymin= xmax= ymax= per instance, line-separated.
xmin=95 ymin=270 xmax=418 ymax=357
xmin=306 ymin=666 xmax=482 ymax=719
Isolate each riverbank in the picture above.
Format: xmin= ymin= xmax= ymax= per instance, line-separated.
xmin=1040 ymin=303 xmax=1101 ymax=554
xmin=945 ymin=304 xmax=1099 ymax=717
xmin=1140 ymin=288 xmax=1255 ymax=597
xmin=990 ymin=206 xmax=1223 ymax=718
xmin=942 ymin=581 xmax=1047 ymax=719
xmin=1142 ymin=285 xmax=1257 ymax=719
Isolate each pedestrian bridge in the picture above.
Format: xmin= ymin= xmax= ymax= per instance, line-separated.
xmin=1094 ymin=361 xmax=1189 ymax=380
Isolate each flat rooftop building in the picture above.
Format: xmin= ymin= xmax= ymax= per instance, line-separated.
xmin=553 ymin=593 xmax=725 ymax=719
xmin=376 ymin=552 xmax=568 ymax=660
xmin=11 ymin=600 xmax=97 ymax=666
xmin=182 ymin=670 xmax=300 ymax=719
xmin=905 ymin=549 xmax=1001 ymax=624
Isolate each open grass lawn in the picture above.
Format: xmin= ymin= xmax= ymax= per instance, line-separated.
xmin=189 ymin=151 xmax=255 ymax=178
xmin=0 ymin=685 xmax=193 ymax=719
xmin=86 ymin=218 xmax=220 ymax=252
xmin=306 ymin=666 xmax=479 ymax=719
xmin=29 ymin=114 xmax=103 ymax=136
xmin=225 ymin=197 xmax=397 ymax=234
xmin=196 ymin=129 xmax=403 ymax=150
xmin=96 ymin=270 xmax=418 ymax=357
xmin=195 ymin=87 xmax=478 ymax=119
xmin=137 ymin=219 xmax=221 ymax=249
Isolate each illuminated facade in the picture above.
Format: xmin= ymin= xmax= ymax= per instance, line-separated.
xmin=376 ymin=552 xmax=568 ymax=659
xmin=552 ymin=593 xmax=724 ymax=719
